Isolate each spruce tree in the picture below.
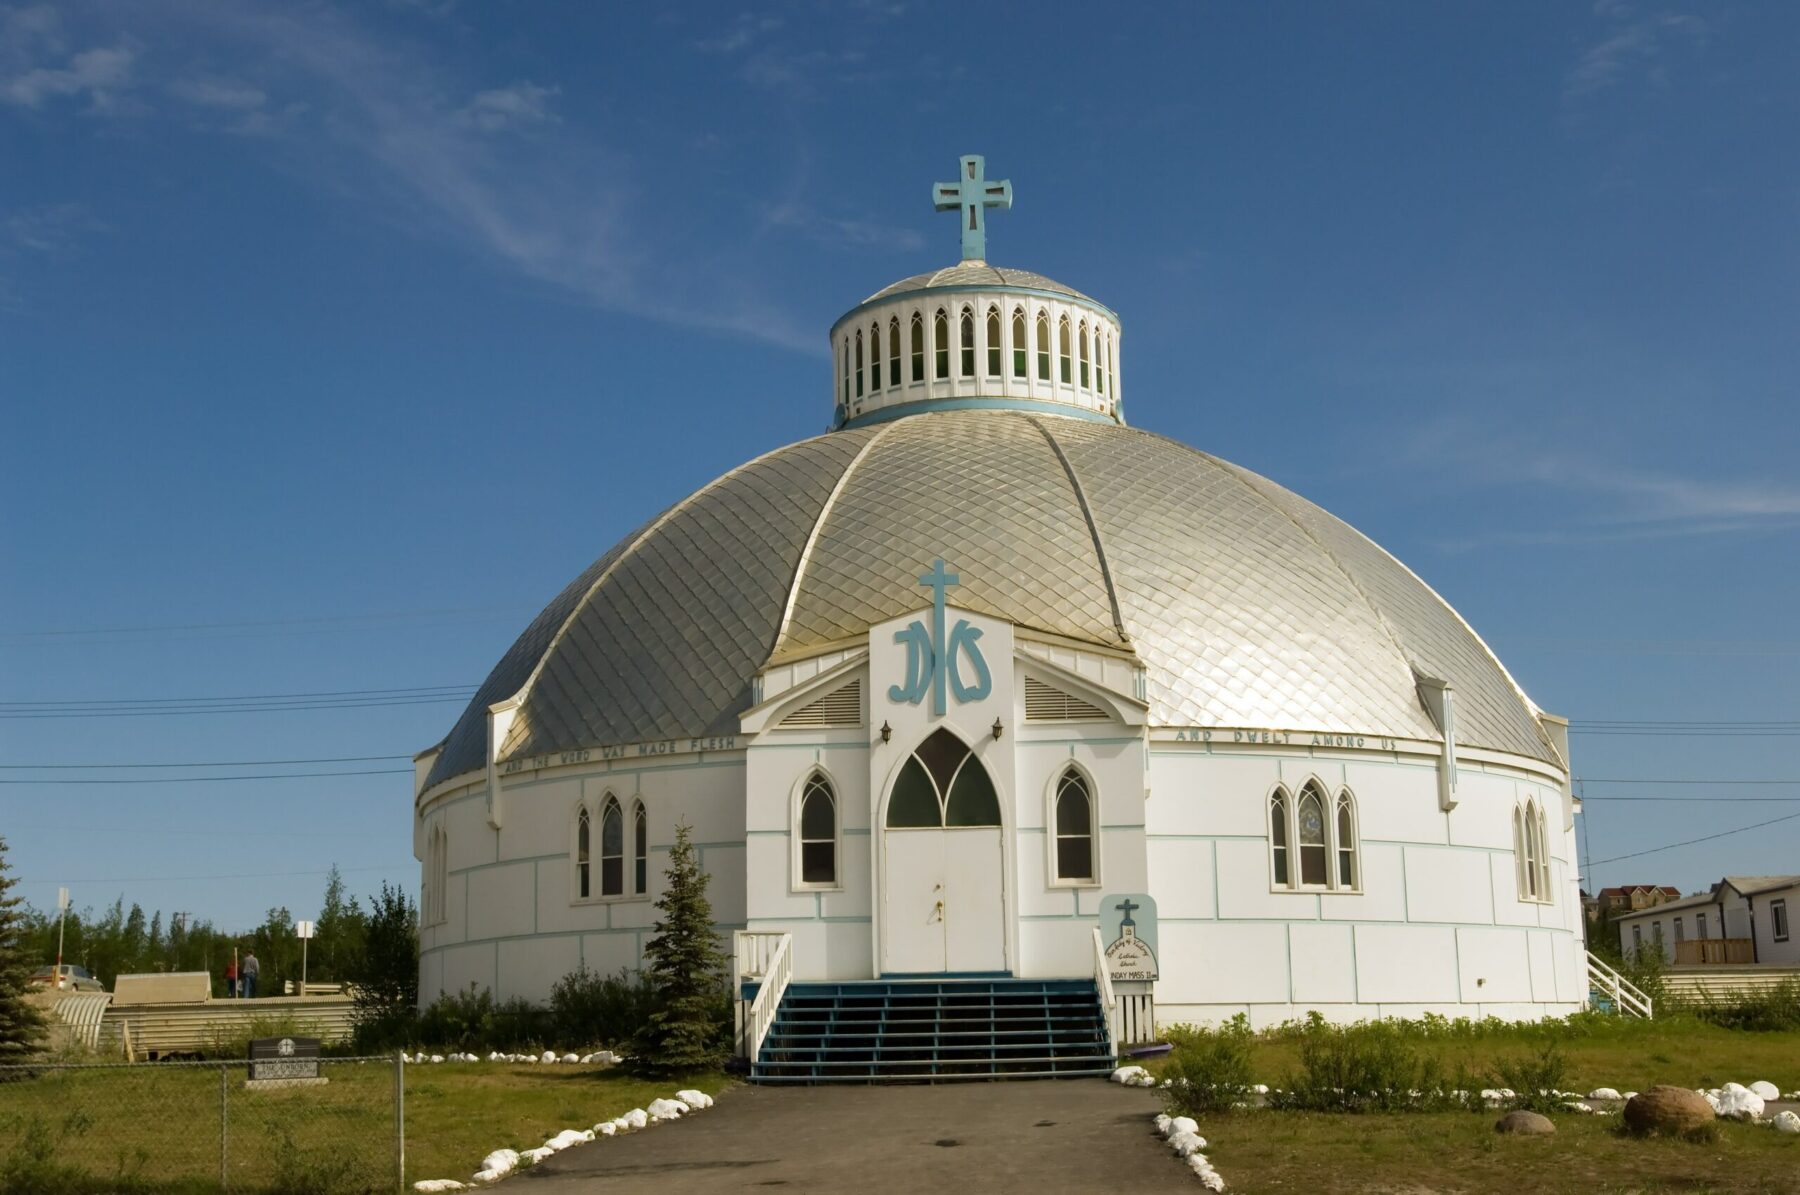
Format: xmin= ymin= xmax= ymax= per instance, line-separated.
xmin=0 ymin=837 xmax=47 ymax=1061
xmin=628 ymin=821 xmax=727 ymax=1075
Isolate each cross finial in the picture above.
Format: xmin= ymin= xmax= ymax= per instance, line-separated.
xmin=933 ymin=154 xmax=1012 ymax=263
xmin=1115 ymin=898 xmax=1140 ymax=927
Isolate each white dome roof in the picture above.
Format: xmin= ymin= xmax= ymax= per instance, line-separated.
xmin=424 ymin=411 xmax=1557 ymax=790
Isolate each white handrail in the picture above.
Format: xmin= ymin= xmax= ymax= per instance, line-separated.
xmin=737 ymin=932 xmax=793 ymax=1063
xmin=1092 ymin=927 xmax=1118 ymax=1057
xmin=1586 ymin=951 xmax=1653 ymax=1018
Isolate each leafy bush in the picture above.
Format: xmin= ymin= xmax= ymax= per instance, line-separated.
xmin=1269 ymin=1014 xmax=1456 ymax=1112
xmin=549 ymin=967 xmax=655 ymax=1049
xmin=1677 ymin=978 xmax=1800 ymax=1032
xmin=412 ymin=985 xmax=550 ymax=1053
xmin=1489 ymin=1041 xmax=1568 ymax=1114
xmin=1161 ymin=1015 xmax=1255 ymax=1116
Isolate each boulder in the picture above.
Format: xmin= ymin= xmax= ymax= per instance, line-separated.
xmin=1749 ymin=1080 xmax=1780 ymax=1101
xmin=1773 ymin=1110 xmax=1800 ymax=1134
xmin=1494 ymin=1110 xmax=1556 ymax=1135
xmin=1716 ymin=1083 xmax=1765 ymax=1122
xmin=1623 ymin=1086 xmax=1717 ymax=1136
xmin=1587 ymin=1087 xmax=1622 ymax=1101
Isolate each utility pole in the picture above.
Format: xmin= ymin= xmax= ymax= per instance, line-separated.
xmin=55 ymin=887 xmax=69 ymax=988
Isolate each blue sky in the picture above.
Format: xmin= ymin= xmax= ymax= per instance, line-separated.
xmin=2 ymin=1 xmax=1796 ymax=930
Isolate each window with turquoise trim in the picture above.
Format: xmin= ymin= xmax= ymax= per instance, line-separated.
xmin=869 ymin=324 xmax=881 ymax=390
xmin=1058 ymin=315 xmax=1072 ymax=384
xmin=1036 ymin=311 xmax=1050 ymax=380
xmin=1079 ymin=320 xmax=1090 ymax=388
xmin=1269 ymin=789 xmax=1290 ymax=886
xmin=910 ymin=312 xmax=925 ymax=382
xmin=632 ymin=800 xmax=648 ymax=895
xmin=986 ymin=306 xmax=1002 ymax=376
xmin=854 ymin=331 xmax=864 ymax=398
xmin=842 ymin=340 xmax=850 ymax=403
xmin=959 ymin=307 xmax=975 ymax=378
xmin=934 ymin=310 xmax=949 ymax=379
xmin=576 ymin=807 xmax=591 ymax=899
xmin=1012 ymin=308 xmax=1027 ymax=377
xmin=888 ymin=318 xmax=901 ymax=389
xmin=884 ymin=729 xmax=999 ymax=829
xmin=799 ymin=773 xmax=837 ymax=885
xmin=1054 ymin=767 xmax=1094 ymax=882
xmin=600 ymin=796 xmax=624 ymax=897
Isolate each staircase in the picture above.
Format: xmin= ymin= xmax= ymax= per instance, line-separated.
xmin=1587 ymin=951 xmax=1654 ymax=1018
xmin=749 ymin=978 xmax=1117 ymax=1083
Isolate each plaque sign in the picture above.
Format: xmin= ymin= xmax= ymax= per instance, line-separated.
xmin=248 ymin=1036 xmax=321 ymax=1082
xmin=1098 ymin=893 xmax=1160 ymax=982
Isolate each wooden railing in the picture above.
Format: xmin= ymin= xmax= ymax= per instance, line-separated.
xmin=1091 ymin=927 xmax=1118 ymax=1057
xmin=732 ymin=931 xmax=792 ymax=1063
xmin=1587 ymin=951 xmax=1653 ymax=1018
xmin=1674 ymin=939 xmax=1754 ymax=966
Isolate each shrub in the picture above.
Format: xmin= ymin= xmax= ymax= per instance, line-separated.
xmin=1269 ymin=1015 xmax=1455 ymax=1112
xmin=1489 ymin=1041 xmax=1568 ymax=1114
xmin=1677 ymin=978 xmax=1800 ymax=1032
xmin=412 ymin=985 xmax=550 ymax=1052
xmin=549 ymin=967 xmax=655 ymax=1049
xmin=1161 ymin=1015 xmax=1255 ymax=1116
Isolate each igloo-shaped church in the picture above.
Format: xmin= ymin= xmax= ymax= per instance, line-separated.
xmin=412 ymin=157 xmax=1587 ymax=1078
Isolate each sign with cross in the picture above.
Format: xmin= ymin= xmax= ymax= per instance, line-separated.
xmin=933 ymin=154 xmax=1012 ymax=263
xmin=1099 ymin=893 xmax=1159 ymax=981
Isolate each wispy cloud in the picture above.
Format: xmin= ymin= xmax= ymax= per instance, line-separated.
xmin=2 ymin=43 xmax=134 ymax=110
xmin=0 ymin=201 xmax=107 ymax=312
xmin=1563 ymin=3 xmax=1705 ymax=110
xmin=457 ymin=81 xmax=557 ymax=133
xmin=763 ymin=199 xmax=925 ymax=254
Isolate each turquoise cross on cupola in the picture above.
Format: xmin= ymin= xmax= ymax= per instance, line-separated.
xmin=933 ymin=154 xmax=1012 ymax=263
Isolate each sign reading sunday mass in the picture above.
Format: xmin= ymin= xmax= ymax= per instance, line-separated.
xmin=1099 ymin=894 xmax=1159 ymax=982
xmin=888 ymin=559 xmax=992 ymax=716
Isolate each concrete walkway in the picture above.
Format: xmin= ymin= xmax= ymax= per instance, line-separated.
xmin=524 ymin=1079 xmax=1195 ymax=1193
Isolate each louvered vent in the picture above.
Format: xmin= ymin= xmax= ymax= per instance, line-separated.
xmin=1024 ymin=676 xmax=1109 ymax=722
xmin=778 ymin=680 xmax=863 ymax=729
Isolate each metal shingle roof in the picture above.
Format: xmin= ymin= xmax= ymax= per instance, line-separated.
xmin=423 ymin=411 xmax=1559 ymax=789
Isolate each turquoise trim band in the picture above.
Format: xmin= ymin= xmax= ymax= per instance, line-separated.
xmin=831 ymin=283 xmax=1120 ymax=334
xmin=839 ymin=396 xmax=1119 ymax=430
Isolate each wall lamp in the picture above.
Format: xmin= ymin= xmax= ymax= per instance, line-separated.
xmin=992 ymin=718 xmax=1004 ymax=740
xmin=880 ymin=721 xmax=892 ymax=744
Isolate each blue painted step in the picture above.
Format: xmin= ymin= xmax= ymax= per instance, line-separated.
xmin=751 ymin=978 xmax=1116 ymax=1084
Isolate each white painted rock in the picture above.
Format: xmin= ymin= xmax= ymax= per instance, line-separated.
xmin=475 ymin=1150 xmax=518 ymax=1180
xmin=676 ymin=1089 xmax=714 ymax=1110
xmin=1252 ymin=1083 xmax=1270 ymax=1095
xmin=595 ymin=1122 xmax=618 ymax=1136
xmin=647 ymin=1098 xmax=687 ymax=1121
xmin=414 ymin=1182 xmax=467 ymax=1192
xmin=561 ymin=1052 xmax=580 ymax=1064
xmin=1168 ymin=1130 xmax=1205 ymax=1157
xmin=429 ymin=1055 xmax=445 ymax=1064
xmin=545 ymin=1129 xmax=588 ymax=1151
xmin=520 ymin=1147 xmax=554 ymax=1164
xmin=1168 ymin=1116 xmax=1199 ymax=1138
xmin=1773 ymin=1110 xmax=1800 ymax=1134
xmin=1186 ymin=1151 xmax=1226 ymax=1191
xmin=1717 ymin=1083 xmax=1765 ymax=1121
xmin=1623 ymin=1091 xmax=1638 ymax=1100
xmin=1153 ymin=1113 xmax=1172 ymax=1136
xmin=471 ymin=1171 xmax=503 ymax=1185
xmin=1750 ymin=1080 xmax=1780 ymax=1101
xmin=1111 ymin=1065 xmax=1149 ymax=1085
xmin=621 ymin=1108 xmax=649 ymax=1130
xmin=1588 ymin=1088 xmax=1621 ymax=1101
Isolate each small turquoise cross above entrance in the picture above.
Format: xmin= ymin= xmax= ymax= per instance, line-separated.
xmin=933 ymin=154 xmax=1012 ymax=263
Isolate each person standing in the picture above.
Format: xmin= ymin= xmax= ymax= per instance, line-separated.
xmin=224 ymin=957 xmax=238 ymax=998
xmin=240 ymin=950 xmax=259 ymax=1000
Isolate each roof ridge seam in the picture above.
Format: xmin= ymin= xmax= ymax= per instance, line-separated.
xmin=1028 ymin=416 xmax=1129 ymax=645
xmin=766 ymin=424 xmax=898 ymax=663
xmin=502 ymin=438 xmax=827 ymax=757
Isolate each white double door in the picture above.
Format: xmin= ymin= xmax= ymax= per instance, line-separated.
xmin=882 ymin=827 xmax=1007 ymax=974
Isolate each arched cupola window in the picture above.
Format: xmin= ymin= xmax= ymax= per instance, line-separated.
xmin=1058 ymin=315 xmax=1072 ymax=384
xmin=1106 ymin=338 xmax=1116 ymax=399
xmin=934 ymin=309 xmax=950 ymax=380
xmin=869 ymin=324 xmax=882 ymax=390
xmin=1096 ymin=332 xmax=1107 ymax=395
xmin=854 ymin=331 xmax=864 ymax=398
xmin=633 ymin=800 xmax=648 ymax=896
xmin=600 ymin=796 xmax=624 ymax=897
xmin=1078 ymin=320 xmax=1091 ymax=389
xmin=888 ymin=318 xmax=901 ymax=389
xmin=798 ymin=772 xmax=838 ymax=887
xmin=986 ymin=306 xmax=1002 ymax=376
xmin=959 ymin=306 xmax=976 ymax=378
xmin=841 ymin=340 xmax=850 ymax=404
xmin=1053 ymin=767 xmax=1095 ymax=883
xmin=1011 ymin=308 xmax=1027 ymax=377
xmin=911 ymin=312 xmax=925 ymax=382
xmin=1036 ymin=311 xmax=1051 ymax=380
xmin=886 ymin=728 xmax=1000 ymax=829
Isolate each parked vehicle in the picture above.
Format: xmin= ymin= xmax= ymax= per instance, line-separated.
xmin=28 ymin=964 xmax=104 ymax=993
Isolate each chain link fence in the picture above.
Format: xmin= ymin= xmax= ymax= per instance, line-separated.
xmin=0 ymin=1055 xmax=402 ymax=1194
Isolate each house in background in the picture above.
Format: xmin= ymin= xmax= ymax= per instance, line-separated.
xmin=1596 ymin=885 xmax=1682 ymax=916
xmin=1617 ymin=876 xmax=1800 ymax=966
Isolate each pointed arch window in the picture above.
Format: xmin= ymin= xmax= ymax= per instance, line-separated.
xmin=911 ymin=312 xmax=925 ymax=382
xmin=1078 ymin=320 xmax=1091 ymax=388
xmin=1536 ymin=802 xmax=1552 ymax=902
xmin=1269 ymin=781 xmax=1359 ymax=892
xmin=1011 ymin=308 xmax=1027 ymax=377
xmin=1036 ymin=311 xmax=1051 ymax=380
xmin=854 ymin=331 xmax=864 ymax=398
xmin=1269 ymin=789 xmax=1290 ymax=887
xmin=986 ymin=306 xmax=1002 ymax=376
xmin=600 ymin=796 xmax=624 ymax=897
xmin=934 ymin=309 xmax=950 ymax=379
xmin=959 ymin=306 xmax=976 ymax=378
xmin=1058 ymin=315 xmax=1072 ymax=384
xmin=798 ymin=772 xmax=838 ymax=886
xmin=1053 ymin=767 xmax=1095 ymax=883
xmin=1106 ymin=338 xmax=1115 ymax=399
xmin=1519 ymin=798 xmax=1541 ymax=900
xmin=888 ymin=318 xmax=901 ymax=389
xmin=633 ymin=800 xmax=648 ymax=896
xmin=425 ymin=824 xmax=449 ymax=925
xmin=576 ymin=806 xmax=592 ymax=899
xmin=869 ymin=324 xmax=882 ymax=390
xmin=885 ymin=728 xmax=1000 ymax=829
xmin=841 ymin=339 xmax=850 ymax=404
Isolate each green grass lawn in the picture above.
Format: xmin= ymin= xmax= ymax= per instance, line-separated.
xmin=0 ymin=1058 xmax=731 ymax=1194
xmin=1188 ymin=1109 xmax=1800 ymax=1194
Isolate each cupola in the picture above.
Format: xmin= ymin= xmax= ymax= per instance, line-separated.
xmin=828 ymin=155 xmax=1123 ymax=430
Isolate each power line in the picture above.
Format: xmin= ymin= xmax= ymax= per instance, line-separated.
xmin=0 ymin=683 xmax=472 ymax=707
xmin=0 ymin=768 xmax=412 ymax=785
xmin=1585 ymin=810 xmax=1800 ymax=867
xmin=0 ymin=696 xmax=470 ymax=720
xmin=5 ymin=822 xmax=380 ymax=840
xmin=1 ymin=606 xmax=522 ymax=641
xmin=18 ymin=864 xmax=410 ymax=885
xmin=0 ymin=755 xmax=412 ymax=770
